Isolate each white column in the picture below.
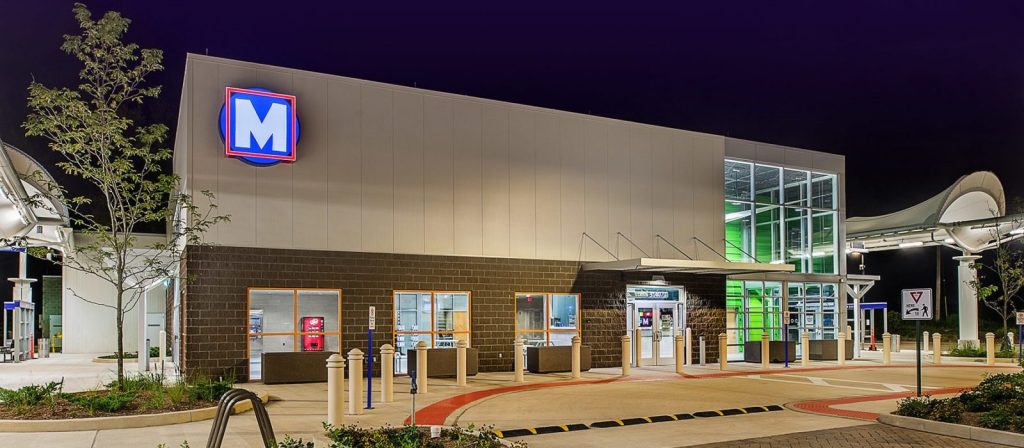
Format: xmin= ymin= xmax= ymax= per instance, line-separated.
xmin=138 ymin=287 xmax=149 ymax=371
xmin=954 ymin=254 xmax=982 ymax=346
xmin=852 ymin=286 xmax=861 ymax=358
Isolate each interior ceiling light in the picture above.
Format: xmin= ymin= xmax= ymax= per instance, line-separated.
xmin=899 ymin=241 xmax=924 ymax=248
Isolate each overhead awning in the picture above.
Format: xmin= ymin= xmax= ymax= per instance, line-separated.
xmin=581 ymin=257 xmax=796 ymax=276
xmin=0 ymin=139 xmax=71 ymax=251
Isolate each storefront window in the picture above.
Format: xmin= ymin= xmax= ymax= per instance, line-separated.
xmin=393 ymin=291 xmax=471 ymax=374
xmin=247 ymin=288 xmax=342 ymax=381
xmin=724 ymin=280 xmax=838 ymax=359
xmin=724 ymin=160 xmax=839 ymax=274
xmin=514 ymin=293 xmax=581 ymax=348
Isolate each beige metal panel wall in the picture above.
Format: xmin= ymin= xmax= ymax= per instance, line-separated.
xmin=507 ymin=109 xmax=536 ymax=259
xmin=559 ymin=116 xmax=586 ymax=260
xmin=181 ymin=55 xmax=732 ymax=262
xmin=453 ymin=100 xmax=483 ymax=255
xmin=481 ymin=105 xmax=510 ymax=257
xmin=326 ymin=79 xmax=362 ymax=252
xmin=393 ymin=92 xmax=426 ymax=254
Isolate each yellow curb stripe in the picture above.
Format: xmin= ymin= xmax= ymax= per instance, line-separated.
xmin=528 ymin=428 xmax=537 ymax=435
xmin=739 ymin=408 xmax=748 ymax=414
xmin=642 ymin=417 xmax=652 ymax=423
xmin=669 ymin=414 xmax=679 ymax=420
xmin=494 ymin=431 xmax=504 ymax=438
xmin=615 ymin=420 xmax=624 ymax=426
xmin=714 ymin=410 xmax=724 ymax=416
xmin=559 ymin=425 xmax=569 ymax=432
xmin=761 ymin=406 xmax=770 ymax=412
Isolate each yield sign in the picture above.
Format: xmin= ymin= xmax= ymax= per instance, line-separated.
xmin=901 ymin=289 xmax=933 ymax=320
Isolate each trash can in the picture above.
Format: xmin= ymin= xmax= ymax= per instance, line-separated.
xmin=39 ymin=338 xmax=50 ymax=358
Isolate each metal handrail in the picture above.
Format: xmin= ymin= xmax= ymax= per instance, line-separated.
xmin=616 ymin=232 xmax=651 ymax=258
xmin=692 ymin=236 xmax=729 ymax=261
xmin=582 ymin=232 xmax=619 ymax=260
xmin=722 ymin=238 xmax=755 ymax=262
xmin=654 ymin=234 xmax=693 ymax=260
xmin=206 ymin=388 xmax=276 ymax=448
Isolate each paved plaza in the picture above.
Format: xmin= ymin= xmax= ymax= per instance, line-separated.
xmin=0 ymin=350 xmax=1020 ymax=447
xmin=690 ymin=424 xmax=1010 ymax=448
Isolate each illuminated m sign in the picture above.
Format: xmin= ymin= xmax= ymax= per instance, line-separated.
xmin=219 ymin=87 xmax=299 ymax=165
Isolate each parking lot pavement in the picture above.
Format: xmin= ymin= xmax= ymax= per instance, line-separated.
xmin=688 ymin=423 xmax=1010 ymax=448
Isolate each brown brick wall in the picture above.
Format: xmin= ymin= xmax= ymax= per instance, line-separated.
xmin=181 ymin=245 xmax=725 ymax=381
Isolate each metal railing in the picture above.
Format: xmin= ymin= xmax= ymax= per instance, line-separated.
xmin=206 ymin=388 xmax=276 ymax=448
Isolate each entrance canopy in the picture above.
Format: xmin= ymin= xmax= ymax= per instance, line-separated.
xmin=0 ymin=139 xmax=70 ymax=251
xmin=847 ymin=171 xmax=1021 ymax=253
xmin=582 ymin=257 xmax=795 ymax=276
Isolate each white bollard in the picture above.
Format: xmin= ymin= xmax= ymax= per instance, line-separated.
xmin=883 ymin=332 xmax=891 ymax=365
xmin=416 ymin=340 xmax=429 ymax=394
xmin=571 ymin=336 xmax=582 ymax=379
xmin=327 ymin=354 xmax=345 ymax=426
xmin=923 ymin=331 xmax=930 ymax=353
xmin=621 ymin=334 xmax=631 ymax=376
xmin=718 ymin=333 xmax=728 ymax=371
xmin=456 ymin=339 xmax=467 ymax=387
xmin=699 ymin=336 xmax=706 ymax=366
xmin=347 ymin=349 xmax=364 ymax=415
xmin=674 ymin=334 xmax=684 ymax=374
xmin=801 ymin=331 xmax=810 ymax=367
xmin=514 ymin=338 xmax=525 ymax=383
xmin=381 ymin=344 xmax=394 ymax=403
xmin=761 ymin=332 xmax=770 ymax=369
xmin=986 ymin=333 xmax=995 ymax=366
xmin=933 ymin=333 xmax=942 ymax=365
xmin=685 ymin=327 xmax=693 ymax=366
xmin=158 ymin=330 xmax=167 ymax=375
xmin=837 ymin=333 xmax=846 ymax=366
xmin=634 ymin=328 xmax=643 ymax=368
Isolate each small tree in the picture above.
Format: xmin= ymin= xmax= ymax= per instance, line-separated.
xmin=970 ymin=226 xmax=1024 ymax=337
xmin=21 ymin=3 xmax=226 ymax=385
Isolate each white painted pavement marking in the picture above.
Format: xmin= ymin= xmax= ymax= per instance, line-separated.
xmin=739 ymin=374 xmax=940 ymax=393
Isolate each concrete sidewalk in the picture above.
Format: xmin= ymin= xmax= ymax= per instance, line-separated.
xmin=0 ymin=357 xmax=1018 ymax=447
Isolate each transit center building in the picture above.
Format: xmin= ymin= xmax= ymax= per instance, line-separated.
xmin=170 ymin=54 xmax=847 ymax=381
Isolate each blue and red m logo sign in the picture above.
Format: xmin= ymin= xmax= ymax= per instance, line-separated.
xmin=219 ymin=87 xmax=299 ymax=166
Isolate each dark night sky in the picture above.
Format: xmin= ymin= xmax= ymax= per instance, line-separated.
xmin=1 ymin=1 xmax=1022 ymax=312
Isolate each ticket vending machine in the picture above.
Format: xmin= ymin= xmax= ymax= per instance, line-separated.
xmin=300 ymin=317 xmax=324 ymax=351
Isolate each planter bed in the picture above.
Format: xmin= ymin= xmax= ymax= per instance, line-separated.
xmin=0 ymin=391 xmax=267 ymax=432
xmin=879 ymin=413 xmax=1024 ymax=447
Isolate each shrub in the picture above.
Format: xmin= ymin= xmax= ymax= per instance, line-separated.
xmin=929 ymin=398 xmax=965 ymax=423
xmin=273 ymin=436 xmax=316 ymax=448
xmin=66 ymin=391 xmax=135 ymax=414
xmin=949 ymin=342 xmax=985 ymax=358
xmin=111 ymin=372 xmax=166 ymax=394
xmin=0 ymin=381 xmax=62 ymax=407
xmin=894 ymin=396 xmax=934 ymax=418
xmin=187 ymin=376 xmax=233 ymax=402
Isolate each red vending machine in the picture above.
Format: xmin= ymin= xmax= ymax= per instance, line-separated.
xmin=301 ymin=317 xmax=324 ymax=351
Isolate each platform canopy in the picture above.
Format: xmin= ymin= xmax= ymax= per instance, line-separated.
xmin=846 ymin=171 xmax=1022 ymax=253
xmin=581 ymin=257 xmax=796 ymax=276
xmin=0 ymin=139 xmax=71 ymax=251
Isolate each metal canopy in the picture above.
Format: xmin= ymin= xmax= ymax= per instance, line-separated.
xmin=581 ymin=257 xmax=796 ymax=276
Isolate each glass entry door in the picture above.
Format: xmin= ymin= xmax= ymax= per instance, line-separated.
xmin=635 ymin=301 xmax=683 ymax=366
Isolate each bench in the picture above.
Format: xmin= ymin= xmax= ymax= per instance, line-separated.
xmin=526 ymin=345 xmax=591 ymax=373
xmin=407 ymin=347 xmax=479 ymax=378
xmin=261 ymin=351 xmax=337 ymax=384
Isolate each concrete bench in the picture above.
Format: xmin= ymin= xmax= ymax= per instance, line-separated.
xmin=806 ymin=339 xmax=854 ymax=360
xmin=526 ymin=345 xmax=591 ymax=374
xmin=407 ymin=347 xmax=479 ymax=378
xmin=743 ymin=340 xmax=797 ymax=363
xmin=262 ymin=351 xmax=336 ymax=384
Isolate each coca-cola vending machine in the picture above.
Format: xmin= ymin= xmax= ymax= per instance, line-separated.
xmin=301 ymin=317 xmax=324 ymax=351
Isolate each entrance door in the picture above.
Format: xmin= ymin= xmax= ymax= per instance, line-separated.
xmin=636 ymin=302 xmax=682 ymax=365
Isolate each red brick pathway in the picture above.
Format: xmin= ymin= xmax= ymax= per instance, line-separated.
xmin=688 ymin=423 xmax=1009 ymax=447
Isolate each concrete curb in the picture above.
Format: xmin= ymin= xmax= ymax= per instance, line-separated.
xmin=878 ymin=413 xmax=1024 ymax=447
xmin=0 ymin=391 xmax=268 ymax=432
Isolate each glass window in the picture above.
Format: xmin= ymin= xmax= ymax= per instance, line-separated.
xmin=754 ymin=165 xmax=782 ymax=204
xmin=725 ymin=160 xmax=752 ymax=201
xmin=725 ymin=201 xmax=753 ymax=262
xmin=514 ymin=293 xmax=581 ymax=348
xmin=247 ymin=289 xmax=342 ymax=381
xmin=395 ymin=292 xmax=432 ymax=333
xmin=785 ymin=207 xmax=809 ymax=272
xmin=811 ymin=173 xmax=836 ymax=210
xmin=755 ymin=205 xmax=782 ymax=263
xmin=394 ymin=291 xmax=472 ymax=373
xmin=812 ymin=211 xmax=836 ymax=274
xmin=783 ymin=169 xmax=809 ymax=207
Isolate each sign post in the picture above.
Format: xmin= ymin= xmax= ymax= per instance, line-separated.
xmin=783 ymin=310 xmax=791 ymax=368
xmin=1016 ymin=311 xmax=1024 ymax=364
xmin=367 ymin=306 xmax=376 ymax=410
xmin=902 ymin=288 xmax=933 ymax=397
